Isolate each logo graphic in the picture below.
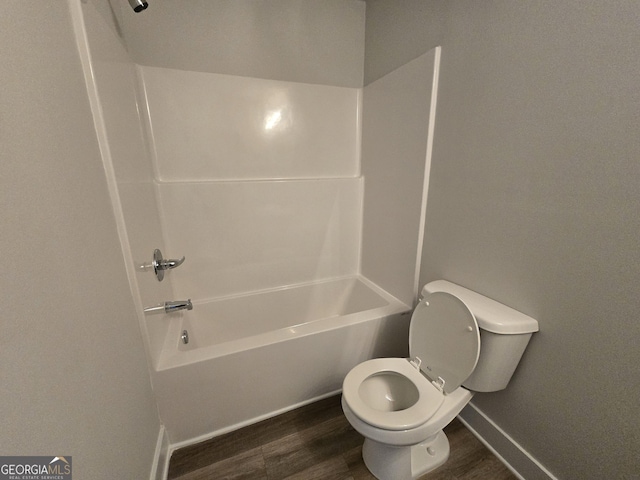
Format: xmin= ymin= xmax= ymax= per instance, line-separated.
xmin=0 ymin=456 xmax=72 ymax=480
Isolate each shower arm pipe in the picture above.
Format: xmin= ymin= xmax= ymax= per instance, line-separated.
xmin=128 ymin=0 xmax=148 ymax=13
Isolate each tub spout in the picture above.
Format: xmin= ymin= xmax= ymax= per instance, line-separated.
xmin=165 ymin=299 xmax=193 ymax=313
xmin=144 ymin=299 xmax=193 ymax=315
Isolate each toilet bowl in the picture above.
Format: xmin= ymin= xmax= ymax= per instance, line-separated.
xmin=341 ymin=280 xmax=539 ymax=480
xmin=342 ymin=358 xmax=473 ymax=446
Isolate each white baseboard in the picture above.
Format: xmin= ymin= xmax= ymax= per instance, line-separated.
xmin=458 ymin=403 xmax=558 ymax=480
xmin=150 ymin=425 xmax=171 ymax=480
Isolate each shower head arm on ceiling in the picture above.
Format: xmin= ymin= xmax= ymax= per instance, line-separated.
xmin=128 ymin=0 xmax=148 ymax=13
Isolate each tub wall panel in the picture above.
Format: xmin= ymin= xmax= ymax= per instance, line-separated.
xmin=360 ymin=49 xmax=438 ymax=306
xmin=157 ymin=178 xmax=363 ymax=300
xmin=118 ymin=182 xmax=175 ymax=364
xmin=141 ymin=66 xmax=360 ymax=182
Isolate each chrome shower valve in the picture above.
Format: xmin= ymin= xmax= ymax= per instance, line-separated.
xmin=152 ymin=248 xmax=185 ymax=281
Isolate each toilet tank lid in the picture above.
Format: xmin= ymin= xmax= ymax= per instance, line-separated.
xmin=422 ymin=280 xmax=539 ymax=334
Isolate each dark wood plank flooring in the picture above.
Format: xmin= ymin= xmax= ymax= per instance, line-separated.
xmin=168 ymin=395 xmax=517 ymax=480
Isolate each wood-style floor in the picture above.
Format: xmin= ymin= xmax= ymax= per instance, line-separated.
xmin=168 ymin=395 xmax=517 ymax=480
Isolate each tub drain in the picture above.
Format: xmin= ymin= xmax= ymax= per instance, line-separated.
xmin=181 ymin=329 xmax=189 ymax=344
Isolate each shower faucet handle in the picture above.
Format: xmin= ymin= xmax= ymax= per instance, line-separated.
xmin=159 ymin=256 xmax=185 ymax=270
xmin=152 ymin=249 xmax=185 ymax=282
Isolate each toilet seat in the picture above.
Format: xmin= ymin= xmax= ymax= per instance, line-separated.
xmin=409 ymin=292 xmax=480 ymax=394
xmin=342 ymin=358 xmax=444 ymax=431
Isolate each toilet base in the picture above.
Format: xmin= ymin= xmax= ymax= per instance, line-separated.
xmin=362 ymin=430 xmax=450 ymax=480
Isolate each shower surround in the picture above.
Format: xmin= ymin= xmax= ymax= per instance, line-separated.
xmin=139 ymin=66 xmax=364 ymax=300
xmin=75 ymin=0 xmax=438 ymax=451
xmin=137 ymin=66 xmax=415 ymax=444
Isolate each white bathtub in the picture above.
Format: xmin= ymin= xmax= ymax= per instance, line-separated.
xmin=152 ymin=275 xmax=411 ymax=445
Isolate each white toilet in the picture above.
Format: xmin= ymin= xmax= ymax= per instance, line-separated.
xmin=341 ymin=280 xmax=538 ymax=480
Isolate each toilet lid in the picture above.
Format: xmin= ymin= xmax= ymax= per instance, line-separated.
xmin=409 ymin=291 xmax=480 ymax=394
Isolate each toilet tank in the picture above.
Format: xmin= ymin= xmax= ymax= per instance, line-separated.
xmin=422 ymin=280 xmax=538 ymax=392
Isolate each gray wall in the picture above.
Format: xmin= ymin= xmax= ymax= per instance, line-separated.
xmin=0 ymin=2 xmax=160 ymax=478
xmin=114 ymin=0 xmax=365 ymax=87
xmin=365 ymin=1 xmax=640 ymax=478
